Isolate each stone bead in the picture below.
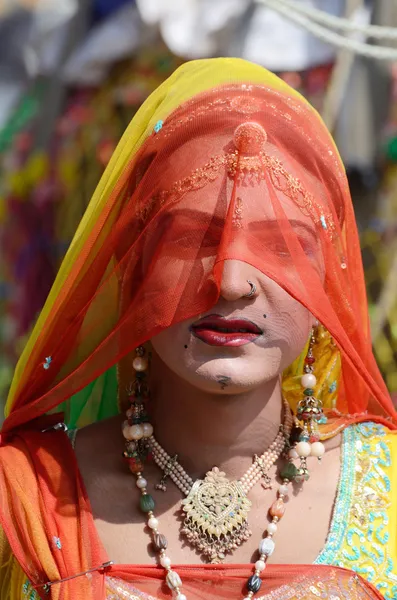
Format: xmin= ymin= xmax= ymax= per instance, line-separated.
xmin=288 ymin=448 xmax=299 ymax=460
xmin=311 ymin=441 xmax=325 ymax=457
xmin=259 ymin=537 xmax=275 ymax=556
xmin=255 ymin=560 xmax=266 ymax=572
xmin=280 ymin=462 xmax=298 ymax=481
xmin=176 ymin=595 xmax=187 ymax=600
xmin=142 ymin=422 xmax=154 ymax=438
xmin=301 ymin=373 xmax=317 ymax=388
xmin=305 ymin=356 xmax=315 ymax=364
xmin=136 ymin=477 xmax=147 ymax=489
xmin=160 ymin=556 xmax=172 ymax=568
xmin=125 ymin=457 xmax=144 ymax=474
xmin=295 ymin=441 xmax=311 ymax=458
xmin=279 ymin=484 xmax=289 ymax=496
xmin=269 ymin=499 xmax=285 ymax=519
xmin=267 ymin=522 xmax=278 ymax=535
xmin=247 ymin=574 xmax=262 ymax=593
xmin=140 ymin=494 xmax=155 ymax=513
xmin=148 ymin=517 xmax=159 ymax=529
xmin=154 ymin=533 xmax=168 ymax=551
xmin=166 ymin=570 xmax=182 ymax=590
xmin=303 ymin=388 xmax=315 ymax=396
xmin=133 ymin=356 xmax=148 ymax=372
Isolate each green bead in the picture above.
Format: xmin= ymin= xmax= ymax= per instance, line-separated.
xmin=303 ymin=388 xmax=314 ymax=396
xmin=140 ymin=494 xmax=155 ymax=513
xmin=280 ymin=462 xmax=298 ymax=481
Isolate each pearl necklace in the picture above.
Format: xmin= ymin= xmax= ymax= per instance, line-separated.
xmin=146 ymin=398 xmax=292 ymax=563
xmin=148 ymin=399 xmax=290 ymax=497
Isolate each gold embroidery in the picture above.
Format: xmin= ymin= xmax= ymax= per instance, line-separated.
xmin=232 ymin=197 xmax=243 ymax=229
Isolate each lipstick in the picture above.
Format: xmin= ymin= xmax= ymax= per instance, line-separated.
xmin=190 ymin=314 xmax=263 ymax=347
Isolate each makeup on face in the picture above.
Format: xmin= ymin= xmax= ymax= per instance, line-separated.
xmin=190 ymin=314 xmax=263 ymax=347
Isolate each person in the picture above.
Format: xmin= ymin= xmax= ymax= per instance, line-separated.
xmin=0 ymin=58 xmax=396 ymax=600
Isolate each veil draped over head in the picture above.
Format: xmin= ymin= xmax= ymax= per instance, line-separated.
xmin=0 ymin=58 xmax=395 ymax=600
xmin=2 ymin=58 xmax=396 ymax=434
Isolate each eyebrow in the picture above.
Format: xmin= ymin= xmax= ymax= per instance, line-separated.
xmin=165 ymin=209 xmax=318 ymax=243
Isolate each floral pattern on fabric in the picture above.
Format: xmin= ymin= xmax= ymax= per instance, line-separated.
xmin=21 ymin=580 xmax=39 ymax=600
xmin=316 ymin=423 xmax=397 ymax=599
xmin=257 ymin=570 xmax=375 ymax=599
xmin=106 ymin=576 xmax=158 ymax=600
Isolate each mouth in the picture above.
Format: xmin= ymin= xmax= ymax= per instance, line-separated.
xmin=190 ymin=314 xmax=263 ymax=347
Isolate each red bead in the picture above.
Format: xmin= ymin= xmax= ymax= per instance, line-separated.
xmin=310 ymin=435 xmax=320 ymax=443
xmin=124 ymin=456 xmax=144 ymax=473
xmin=305 ymin=357 xmax=315 ymax=364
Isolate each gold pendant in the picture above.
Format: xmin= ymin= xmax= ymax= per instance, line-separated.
xmin=180 ymin=467 xmax=252 ymax=563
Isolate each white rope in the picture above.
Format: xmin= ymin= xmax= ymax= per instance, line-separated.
xmin=267 ymin=0 xmax=397 ymax=40
xmin=257 ymin=0 xmax=397 ymax=60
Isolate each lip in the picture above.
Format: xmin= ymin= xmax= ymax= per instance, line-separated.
xmin=190 ymin=314 xmax=263 ymax=347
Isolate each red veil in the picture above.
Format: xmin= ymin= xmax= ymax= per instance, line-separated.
xmin=0 ymin=59 xmax=395 ymax=599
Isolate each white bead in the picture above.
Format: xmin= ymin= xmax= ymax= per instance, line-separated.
xmin=133 ymin=356 xmax=148 ymax=372
xmin=160 ymin=556 xmax=172 ymax=568
xmin=255 ymin=560 xmax=266 ymax=572
xmin=122 ymin=420 xmax=131 ymax=439
xmin=142 ymin=422 xmax=154 ymax=438
xmin=301 ymin=373 xmax=317 ymax=388
xmin=267 ymin=522 xmax=278 ymax=535
xmin=259 ymin=537 xmax=275 ymax=556
xmin=129 ymin=424 xmax=144 ymax=440
xmin=176 ymin=595 xmax=187 ymax=600
xmin=279 ymin=484 xmax=289 ymax=496
xmin=136 ymin=477 xmax=147 ymax=489
xmin=288 ymin=448 xmax=299 ymax=460
xmin=311 ymin=441 xmax=325 ymax=457
xmin=295 ymin=441 xmax=311 ymax=458
xmin=148 ymin=517 xmax=159 ymax=529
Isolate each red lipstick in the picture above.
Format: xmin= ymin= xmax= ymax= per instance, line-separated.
xmin=190 ymin=314 xmax=263 ymax=347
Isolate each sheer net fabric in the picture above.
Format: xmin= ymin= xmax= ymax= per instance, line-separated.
xmin=2 ymin=80 xmax=396 ymax=433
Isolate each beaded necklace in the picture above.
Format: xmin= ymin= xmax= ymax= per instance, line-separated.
xmin=122 ymin=332 xmax=325 ymax=600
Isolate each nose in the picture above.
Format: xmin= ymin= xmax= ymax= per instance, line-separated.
xmin=219 ymin=260 xmax=258 ymax=302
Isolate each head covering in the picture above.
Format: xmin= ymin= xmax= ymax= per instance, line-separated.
xmin=2 ymin=58 xmax=396 ymax=434
xmin=0 ymin=57 xmax=394 ymax=600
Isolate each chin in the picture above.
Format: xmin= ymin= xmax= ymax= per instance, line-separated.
xmin=187 ymin=356 xmax=279 ymax=395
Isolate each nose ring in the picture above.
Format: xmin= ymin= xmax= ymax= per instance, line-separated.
xmin=244 ymin=280 xmax=257 ymax=298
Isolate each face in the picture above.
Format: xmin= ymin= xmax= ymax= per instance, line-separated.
xmin=150 ymin=259 xmax=315 ymax=394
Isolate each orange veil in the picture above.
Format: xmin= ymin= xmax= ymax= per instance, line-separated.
xmin=0 ymin=58 xmax=395 ymax=599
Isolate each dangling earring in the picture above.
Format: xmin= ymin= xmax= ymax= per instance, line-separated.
xmin=293 ymin=326 xmax=325 ymax=482
xmin=122 ymin=346 xmax=154 ymax=473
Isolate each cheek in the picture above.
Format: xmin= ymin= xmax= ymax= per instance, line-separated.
xmin=150 ymin=323 xmax=190 ymax=369
xmin=276 ymin=301 xmax=313 ymax=368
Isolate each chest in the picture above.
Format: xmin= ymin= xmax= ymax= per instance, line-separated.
xmin=83 ymin=445 xmax=341 ymax=566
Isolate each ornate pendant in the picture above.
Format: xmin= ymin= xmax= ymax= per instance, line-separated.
xmin=180 ymin=467 xmax=252 ymax=563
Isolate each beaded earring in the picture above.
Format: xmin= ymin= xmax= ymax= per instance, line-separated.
xmin=282 ymin=326 xmax=326 ymax=484
xmin=122 ymin=346 xmax=154 ymax=474
xmin=294 ymin=326 xmax=325 ymax=480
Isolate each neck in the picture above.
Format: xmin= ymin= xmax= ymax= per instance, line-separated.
xmin=149 ymin=352 xmax=284 ymax=480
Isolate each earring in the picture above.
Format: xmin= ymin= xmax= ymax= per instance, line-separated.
xmin=122 ymin=346 xmax=154 ymax=474
xmin=292 ymin=326 xmax=325 ymax=482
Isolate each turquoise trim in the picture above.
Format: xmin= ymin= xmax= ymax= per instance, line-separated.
xmin=314 ymin=425 xmax=357 ymax=565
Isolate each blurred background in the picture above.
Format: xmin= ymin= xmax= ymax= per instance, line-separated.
xmin=1 ymin=0 xmax=397 ymax=420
